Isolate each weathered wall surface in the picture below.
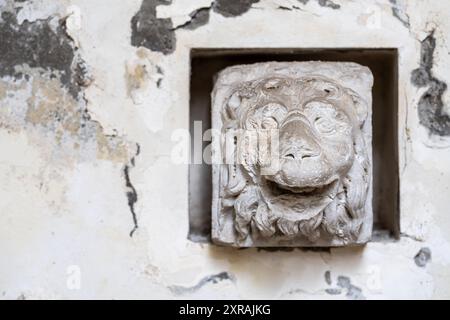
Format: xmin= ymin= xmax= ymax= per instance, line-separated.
xmin=0 ymin=0 xmax=449 ymax=299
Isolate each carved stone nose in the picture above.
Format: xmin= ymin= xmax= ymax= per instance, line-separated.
xmin=280 ymin=114 xmax=321 ymax=161
xmin=284 ymin=145 xmax=320 ymax=160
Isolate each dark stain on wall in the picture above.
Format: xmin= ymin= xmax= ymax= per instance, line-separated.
xmin=414 ymin=247 xmax=431 ymax=267
xmin=0 ymin=10 xmax=88 ymax=99
xmin=123 ymin=143 xmax=141 ymax=237
xmin=168 ymin=271 xmax=235 ymax=295
xmin=389 ymin=0 xmax=410 ymax=29
xmin=336 ymin=275 xmax=365 ymax=300
xmin=411 ymin=30 xmax=450 ymax=136
xmin=324 ymin=270 xmax=332 ymax=285
xmin=323 ymin=273 xmax=365 ymax=299
xmin=321 ymin=273 xmax=367 ymax=298
xmin=212 ymin=0 xmax=260 ymax=17
xmin=173 ymin=7 xmax=211 ymax=31
xmin=316 ymin=0 xmax=340 ymax=9
xmin=298 ymin=0 xmax=341 ymax=10
xmin=130 ymin=0 xmax=176 ymax=55
xmin=181 ymin=7 xmax=210 ymax=30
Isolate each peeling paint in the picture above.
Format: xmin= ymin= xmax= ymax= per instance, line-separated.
xmin=411 ymin=30 xmax=450 ymax=136
xmin=126 ymin=64 xmax=148 ymax=97
xmin=178 ymin=0 xmax=261 ymax=29
xmin=130 ymin=0 xmax=261 ymax=54
xmin=125 ymin=48 xmax=164 ymax=104
xmin=0 ymin=10 xmax=88 ymax=99
xmin=168 ymin=272 xmax=234 ymax=295
xmin=0 ymin=5 xmax=137 ymax=223
xmin=0 ymin=6 xmax=132 ymax=163
xmin=1 ymin=0 xmax=450 ymax=300
xmin=0 ymin=69 xmax=130 ymax=163
xmin=131 ymin=0 xmax=176 ymax=55
xmin=175 ymin=7 xmax=210 ymax=30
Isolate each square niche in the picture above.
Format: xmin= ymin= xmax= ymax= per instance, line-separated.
xmin=188 ymin=48 xmax=399 ymax=244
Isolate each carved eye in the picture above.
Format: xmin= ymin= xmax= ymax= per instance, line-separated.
xmin=315 ymin=117 xmax=336 ymax=134
xmin=321 ymin=83 xmax=339 ymax=97
xmin=304 ymin=101 xmax=351 ymax=135
xmin=245 ymin=103 xmax=287 ymax=129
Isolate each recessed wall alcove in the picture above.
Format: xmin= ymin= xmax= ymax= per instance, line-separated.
xmin=188 ymin=48 xmax=399 ymax=244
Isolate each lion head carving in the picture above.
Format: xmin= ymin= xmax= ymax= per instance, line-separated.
xmin=212 ymin=62 xmax=373 ymax=246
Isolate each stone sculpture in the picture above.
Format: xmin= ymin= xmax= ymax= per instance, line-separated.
xmin=211 ymin=62 xmax=373 ymax=247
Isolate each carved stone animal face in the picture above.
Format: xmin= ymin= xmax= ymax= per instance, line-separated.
xmin=212 ymin=63 xmax=373 ymax=247
xmin=248 ymin=94 xmax=356 ymax=195
xmin=235 ymin=76 xmax=364 ymax=192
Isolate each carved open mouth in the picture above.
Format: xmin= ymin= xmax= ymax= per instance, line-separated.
xmin=266 ymin=179 xmax=338 ymax=197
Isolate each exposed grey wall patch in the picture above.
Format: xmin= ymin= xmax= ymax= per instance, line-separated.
xmin=212 ymin=0 xmax=260 ymax=17
xmin=336 ymin=276 xmax=365 ymax=300
xmin=414 ymin=247 xmax=431 ymax=267
xmin=323 ymin=273 xmax=363 ymax=298
xmin=389 ymin=0 xmax=410 ymax=29
xmin=130 ymin=0 xmax=261 ymax=54
xmin=131 ymin=0 xmax=176 ymax=55
xmin=0 ymin=10 xmax=88 ymax=99
xmin=411 ymin=30 xmax=450 ymax=136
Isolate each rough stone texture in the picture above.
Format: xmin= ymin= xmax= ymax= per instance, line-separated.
xmin=211 ymin=62 xmax=373 ymax=247
xmin=1 ymin=0 xmax=450 ymax=299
